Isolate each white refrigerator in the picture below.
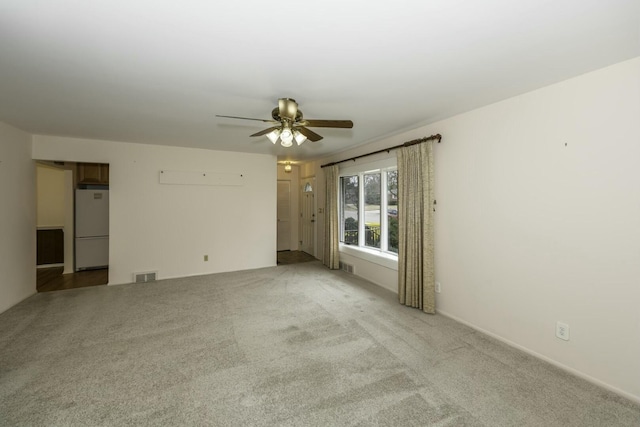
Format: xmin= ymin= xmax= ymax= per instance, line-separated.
xmin=75 ymin=189 xmax=109 ymax=271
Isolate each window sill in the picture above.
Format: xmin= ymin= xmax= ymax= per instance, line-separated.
xmin=339 ymin=244 xmax=398 ymax=271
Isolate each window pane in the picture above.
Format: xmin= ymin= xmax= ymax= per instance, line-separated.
xmin=387 ymin=170 xmax=398 ymax=253
xmin=364 ymin=173 xmax=381 ymax=248
xmin=340 ymin=175 xmax=359 ymax=245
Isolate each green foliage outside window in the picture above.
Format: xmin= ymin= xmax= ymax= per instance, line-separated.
xmin=388 ymin=216 xmax=398 ymax=253
xmin=344 ymin=217 xmax=358 ymax=245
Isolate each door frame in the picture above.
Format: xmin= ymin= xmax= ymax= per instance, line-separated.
xmin=277 ymin=179 xmax=292 ymax=251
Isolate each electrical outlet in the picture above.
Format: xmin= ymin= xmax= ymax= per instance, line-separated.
xmin=204 ymin=255 xmax=208 ymax=262
xmin=435 ymin=282 xmax=441 ymax=293
xmin=556 ymin=321 xmax=570 ymax=341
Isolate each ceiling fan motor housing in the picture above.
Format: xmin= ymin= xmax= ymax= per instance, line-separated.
xmin=272 ymin=98 xmax=303 ymax=123
xmin=217 ymin=97 xmax=353 ymax=144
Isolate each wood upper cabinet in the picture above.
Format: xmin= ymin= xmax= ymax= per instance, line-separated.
xmin=77 ymin=163 xmax=109 ymax=185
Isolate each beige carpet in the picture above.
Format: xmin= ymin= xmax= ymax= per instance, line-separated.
xmin=1 ymin=261 xmax=638 ymax=426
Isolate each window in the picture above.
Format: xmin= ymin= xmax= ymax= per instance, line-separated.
xmin=387 ymin=170 xmax=398 ymax=253
xmin=340 ymin=176 xmax=359 ymax=245
xmin=340 ymin=165 xmax=398 ymax=255
xmin=364 ymin=172 xmax=381 ymax=248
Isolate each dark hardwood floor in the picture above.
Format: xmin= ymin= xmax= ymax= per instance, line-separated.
xmin=37 ymin=267 xmax=108 ymax=293
xmin=277 ymin=250 xmax=317 ymax=265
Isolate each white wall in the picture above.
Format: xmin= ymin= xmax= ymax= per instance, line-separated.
xmin=434 ymin=57 xmax=640 ymax=402
xmin=0 ymin=122 xmax=36 ymax=314
xmin=33 ymin=136 xmax=277 ymax=285
xmin=36 ymin=163 xmax=65 ymax=227
xmin=63 ymin=170 xmax=74 ymax=274
xmin=308 ymin=57 xmax=640 ymax=402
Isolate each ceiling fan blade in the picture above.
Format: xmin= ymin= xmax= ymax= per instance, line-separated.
xmin=300 ymin=119 xmax=353 ymax=128
xmin=296 ymin=126 xmax=323 ymax=142
xmin=278 ymin=98 xmax=298 ymax=121
xmin=250 ymin=126 xmax=279 ymax=137
xmin=216 ymin=115 xmax=276 ymax=123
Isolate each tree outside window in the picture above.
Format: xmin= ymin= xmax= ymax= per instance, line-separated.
xmin=364 ymin=173 xmax=381 ymax=248
xmin=387 ymin=170 xmax=398 ymax=253
xmin=340 ymin=176 xmax=359 ymax=245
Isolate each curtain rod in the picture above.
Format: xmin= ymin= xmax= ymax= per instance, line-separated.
xmin=320 ymin=134 xmax=442 ymax=168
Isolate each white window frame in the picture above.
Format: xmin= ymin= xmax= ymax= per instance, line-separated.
xmin=339 ymin=157 xmax=398 ymax=260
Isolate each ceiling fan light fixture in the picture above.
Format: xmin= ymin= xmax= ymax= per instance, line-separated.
xmin=280 ymin=125 xmax=294 ymax=146
xmin=266 ymin=129 xmax=281 ymax=144
xmin=280 ymin=127 xmax=292 ymax=140
xmin=293 ymin=130 xmax=307 ymax=146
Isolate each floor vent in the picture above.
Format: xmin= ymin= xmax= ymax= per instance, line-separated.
xmin=339 ymin=262 xmax=354 ymax=274
xmin=134 ymin=271 xmax=158 ymax=283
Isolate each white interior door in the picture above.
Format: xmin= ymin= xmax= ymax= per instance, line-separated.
xmin=300 ymin=178 xmax=315 ymax=255
xmin=277 ymin=180 xmax=291 ymax=251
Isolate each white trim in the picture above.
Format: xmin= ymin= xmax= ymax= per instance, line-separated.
xmin=109 ymin=264 xmax=277 ymax=286
xmin=36 ymin=263 xmax=64 ymax=269
xmin=340 ymin=243 xmax=398 ymax=270
xmin=0 ymin=291 xmax=37 ymax=315
xmin=438 ymin=309 xmax=640 ymax=405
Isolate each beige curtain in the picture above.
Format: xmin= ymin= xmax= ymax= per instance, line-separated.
xmin=323 ymin=165 xmax=340 ymax=269
xmin=397 ymin=142 xmax=435 ymax=313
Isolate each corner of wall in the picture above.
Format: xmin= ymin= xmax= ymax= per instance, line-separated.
xmin=0 ymin=122 xmax=37 ymax=314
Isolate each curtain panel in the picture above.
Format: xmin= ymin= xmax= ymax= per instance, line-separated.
xmin=397 ymin=142 xmax=435 ymax=313
xmin=323 ymin=165 xmax=340 ymax=269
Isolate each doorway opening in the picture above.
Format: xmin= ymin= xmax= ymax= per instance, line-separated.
xmin=35 ymin=161 xmax=110 ymax=292
xmin=276 ymin=250 xmax=316 ymax=265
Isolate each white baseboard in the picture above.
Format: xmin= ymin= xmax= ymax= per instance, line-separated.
xmin=437 ymin=309 xmax=640 ymax=405
xmin=0 ymin=291 xmax=37 ymax=315
xmin=108 ymin=263 xmax=278 ymax=286
xmin=36 ymin=263 xmax=64 ymax=269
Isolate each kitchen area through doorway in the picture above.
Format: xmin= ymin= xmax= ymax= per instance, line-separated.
xmin=35 ymin=161 xmax=110 ymax=292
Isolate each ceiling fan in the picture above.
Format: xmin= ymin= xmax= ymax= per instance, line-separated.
xmin=216 ymin=98 xmax=353 ymax=147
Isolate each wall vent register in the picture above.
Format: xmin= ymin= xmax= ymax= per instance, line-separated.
xmin=339 ymin=262 xmax=354 ymax=274
xmin=134 ymin=271 xmax=157 ymax=283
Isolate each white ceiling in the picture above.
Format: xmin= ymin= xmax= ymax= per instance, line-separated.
xmin=1 ymin=1 xmax=638 ymax=161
